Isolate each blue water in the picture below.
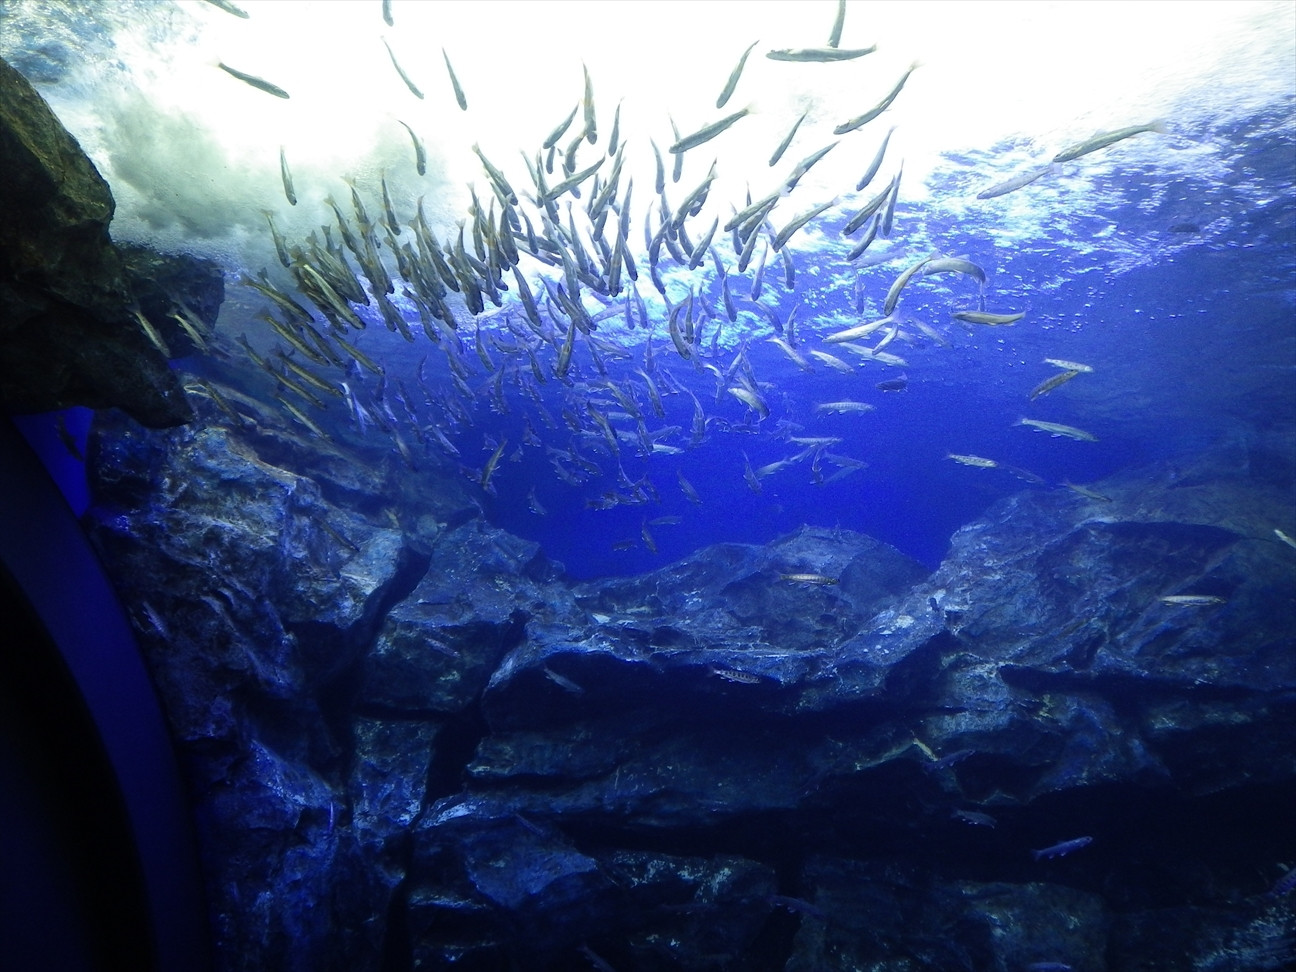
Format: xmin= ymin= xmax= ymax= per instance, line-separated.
xmin=2 ymin=2 xmax=1292 ymax=582
xmin=197 ymin=125 xmax=1294 ymax=581
xmin=487 ymin=228 xmax=1292 ymax=577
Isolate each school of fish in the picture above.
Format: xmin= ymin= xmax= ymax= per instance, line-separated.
xmin=175 ymin=0 xmax=1175 ymax=557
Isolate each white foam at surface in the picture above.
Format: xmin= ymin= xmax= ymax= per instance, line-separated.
xmin=0 ymin=0 xmax=1290 ymax=319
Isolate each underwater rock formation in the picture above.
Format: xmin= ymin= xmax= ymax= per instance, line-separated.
xmin=85 ymin=410 xmax=1296 ymax=971
xmin=0 ymin=57 xmax=196 ymax=426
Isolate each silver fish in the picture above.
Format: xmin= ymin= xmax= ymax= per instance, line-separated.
xmin=397 ymin=120 xmax=426 ymax=175
xmin=217 ymin=62 xmax=289 ymax=99
xmin=717 ymin=40 xmax=760 ymax=109
xmin=278 ymin=146 xmax=296 ymax=204
xmin=1053 ymin=121 xmax=1166 ymax=163
xmin=834 ymin=62 xmax=920 ymax=135
xmin=382 ymin=38 xmax=423 ymax=99
xmin=669 ymin=108 xmax=750 ymax=154
xmin=443 ymin=49 xmax=468 ymax=110
xmin=767 ymin=45 xmax=876 ymax=62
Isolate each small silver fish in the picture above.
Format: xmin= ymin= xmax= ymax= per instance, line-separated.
xmin=382 ymin=38 xmax=423 ymax=99
xmin=278 ymin=146 xmax=296 ymax=205
xmin=1031 ymin=836 xmax=1093 ymax=861
xmin=443 ymin=49 xmax=468 ymax=110
xmin=217 ymin=62 xmax=289 ymax=99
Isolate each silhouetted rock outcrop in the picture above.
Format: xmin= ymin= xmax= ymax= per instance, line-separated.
xmin=0 ymin=56 xmax=199 ymax=426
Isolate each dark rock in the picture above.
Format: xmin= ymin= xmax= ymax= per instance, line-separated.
xmin=785 ymin=856 xmax=1108 ymax=971
xmin=82 ymin=405 xmax=1296 ymax=971
xmin=85 ymin=413 xmax=428 ymax=971
xmin=0 ymin=56 xmax=124 ymax=315
xmin=480 ymin=524 xmax=928 ymax=733
xmin=406 ymin=794 xmax=777 ymax=968
xmin=0 ymin=56 xmax=192 ymax=425
xmin=1110 ymin=901 xmax=1296 ymax=970
xmin=360 ymin=520 xmax=578 ymax=714
xmin=350 ymin=717 xmax=441 ymax=881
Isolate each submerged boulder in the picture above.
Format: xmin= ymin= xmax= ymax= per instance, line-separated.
xmin=86 ymin=409 xmax=434 ymax=972
xmin=84 ymin=405 xmax=1296 ymax=972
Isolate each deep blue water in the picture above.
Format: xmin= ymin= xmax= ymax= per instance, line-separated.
xmin=196 ymin=130 xmax=1293 ymax=581
xmin=3 ymin=2 xmax=1292 ymax=582
xmin=463 ymin=180 xmax=1295 ymax=579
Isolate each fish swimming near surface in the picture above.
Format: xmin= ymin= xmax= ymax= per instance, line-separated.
xmin=217 ymin=62 xmax=290 ymax=99
xmin=833 ymin=62 xmax=920 ymax=135
xmin=883 ymin=254 xmax=935 ymax=315
xmin=397 ymin=120 xmax=426 ymax=175
xmin=919 ymin=255 xmax=986 ymax=285
xmin=879 ymin=162 xmax=903 ymax=236
xmin=977 ymin=164 xmax=1055 ymax=199
xmin=782 ymin=141 xmax=839 ymax=192
xmin=581 ymin=63 xmax=597 ymax=144
xmin=767 ymin=45 xmax=877 ymax=62
xmin=772 ymin=197 xmax=837 ymax=251
xmin=823 ymin=314 xmax=893 ymax=344
xmin=205 ymin=0 xmax=249 ymax=18
xmin=670 ymin=107 xmax=751 ymax=154
xmin=827 ymin=0 xmax=846 ymax=46
xmin=380 ymin=171 xmax=401 ymax=234
xmin=856 ymin=126 xmax=896 ymax=191
xmin=443 ymin=49 xmax=468 ymax=110
xmin=1159 ymin=594 xmax=1226 ymax=606
xmin=278 ymin=146 xmax=296 ymax=205
xmin=471 ymin=144 xmax=517 ymax=204
xmin=1031 ymin=836 xmax=1092 ymax=861
xmin=382 ymin=38 xmax=423 ymax=98
xmin=842 ymin=176 xmax=894 ymax=235
xmin=543 ymin=102 xmax=580 ymax=153
xmin=1052 ymin=120 xmax=1167 ymax=163
xmin=606 ymin=99 xmax=623 ymax=155
xmin=769 ymin=110 xmax=808 ymax=167
xmin=717 ymin=39 xmax=760 ymax=109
